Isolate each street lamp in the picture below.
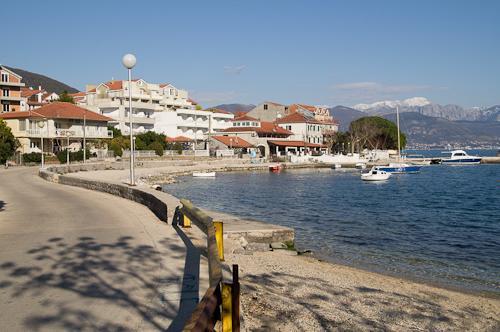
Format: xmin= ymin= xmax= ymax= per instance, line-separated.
xmin=65 ymin=130 xmax=72 ymax=165
xmin=122 ymin=53 xmax=136 ymax=185
xmin=37 ymin=119 xmax=46 ymax=169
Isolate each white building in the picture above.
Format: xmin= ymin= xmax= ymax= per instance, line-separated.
xmin=0 ymin=102 xmax=112 ymax=154
xmin=276 ymin=111 xmax=338 ymax=145
xmin=77 ymin=79 xmax=233 ymax=138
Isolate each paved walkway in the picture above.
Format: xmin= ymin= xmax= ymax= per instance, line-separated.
xmin=0 ymin=167 xmax=207 ymax=331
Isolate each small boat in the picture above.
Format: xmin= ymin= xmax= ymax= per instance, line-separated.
xmin=193 ymin=172 xmax=216 ymax=177
xmin=441 ymin=150 xmax=482 ymax=165
xmin=331 ymin=164 xmax=342 ymax=169
xmin=374 ymin=107 xmax=422 ymax=174
xmin=361 ymin=168 xmax=391 ymax=181
xmin=269 ymin=164 xmax=282 ymax=172
xmin=404 ymin=154 xmax=431 ymax=165
xmin=355 ymin=162 xmax=366 ymax=170
xmin=375 ymin=163 xmax=422 ymax=174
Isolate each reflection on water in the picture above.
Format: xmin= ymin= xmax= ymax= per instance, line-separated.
xmin=165 ymin=164 xmax=500 ymax=294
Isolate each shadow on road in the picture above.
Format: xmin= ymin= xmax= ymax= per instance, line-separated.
xmin=0 ymin=235 xmax=202 ymax=331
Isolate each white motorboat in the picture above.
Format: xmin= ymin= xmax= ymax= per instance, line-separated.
xmin=361 ymin=168 xmax=391 ymax=181
xmin=441 ymin=150 xmax=481 ymax=165
xmin=193 ymin=172 xmax=216 ymax=177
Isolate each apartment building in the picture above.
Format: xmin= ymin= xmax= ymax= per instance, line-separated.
xmin=219 ymin=115 xmax=293 ymax=156
xmin=0 ymin=65 xmax=25 ymax=113
xmin=0 ymin=102 xmax=112 ymax=154
xmin=78 ymin=79 xmax=233 ymax=138
xmin=276 ymin=112 xmax=338 ymax=145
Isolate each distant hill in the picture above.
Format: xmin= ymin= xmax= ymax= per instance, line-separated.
xmin=353 ymin=97 xmax=500 ymax=122
xmin=383 ymin=112 xmax=500 ymax=146
xmin=329 ymin=106 xmax=365 ymax=131
xmin=214 ymin=103 xmax=255 ymax=114
xmin=5 ymin=66 xmax=78 ymax=94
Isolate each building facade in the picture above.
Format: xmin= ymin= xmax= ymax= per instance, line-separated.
xmin=78 ymin=79 xmax=233 ymax=138
xmin=0 ymin=65 xmax=25 ymax=113
xmin=0 ymin=102 xmax=112 ymax=154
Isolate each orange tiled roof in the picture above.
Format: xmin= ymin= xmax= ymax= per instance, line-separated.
xmin=21 ymin=88 xmax=45 ymax=98
xmin=212 ymin=135 xmax=253 ymax=148
xmin=223 ymin=121 xmax=292 ymax=136
xmin=276 ymin=112 xmax=323 ymax=124
xmin=165 ymin=136 xmax=192 ymax=143
xmin=233 ymin=114 xmax=258 ymax=121
xmin=0 ymin=102 xmax=112 ymax=122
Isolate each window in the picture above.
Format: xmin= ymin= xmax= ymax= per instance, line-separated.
xmin=19 ymin=120 xmax=26 ymax=131
xmin=2 ymin=102 xmax=10 ymax=112
xmin=1 ymin=73 xmax=8 ymax=82
xmin=2 ymin=89 xmax=9 ymax=97
xmin=263 ymin=104 xmax=268 ymax=110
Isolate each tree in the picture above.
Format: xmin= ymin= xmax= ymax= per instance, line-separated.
xmin=134 ymin=132 xmax=167 ymax=150
xmin=0 ymin=119 xmax=19 ymax=164
xmin=108 ymin=126 xmax=122 ymax=138
xmin=348 ymin=116 xmax=406 ymax=151
xmin=58 ymin=90 xmax=75 ymax=104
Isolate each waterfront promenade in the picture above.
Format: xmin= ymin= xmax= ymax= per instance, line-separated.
xmin=0 ymin=167 xmax=207 ymax=331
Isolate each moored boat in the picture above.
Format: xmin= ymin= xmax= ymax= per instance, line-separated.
xmin=375 ymin=163 xmax=422 ymax=174
xmin=361 ymin=168 xmax=391 ymax=181
xmin=269 ymin=164 xmax=282 ymax=172
xmin=441 ymin=150 xmax=482 ymax=165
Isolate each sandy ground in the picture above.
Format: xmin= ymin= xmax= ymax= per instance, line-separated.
xmin=224 ymin=241 xmax=499 ymax=332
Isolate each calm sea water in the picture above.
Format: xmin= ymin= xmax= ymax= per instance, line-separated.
xmin=165 ymin=155 xmax=500 ymax=295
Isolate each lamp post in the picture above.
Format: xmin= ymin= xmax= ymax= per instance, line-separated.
xmin=83 ymin=113 xmax=86 ymax=163
xmin=122 ymin=53 xmax=136 ymax=185
xmin=37 ymin=119 xmax=46 ymax=169
xmin=65 ymin=130 xmax=72 ymax=165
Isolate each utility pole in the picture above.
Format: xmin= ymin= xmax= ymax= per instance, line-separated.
xmin=83 ymin=112 xmax=86 ymax=163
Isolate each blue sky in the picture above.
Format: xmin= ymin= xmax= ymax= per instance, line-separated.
xmin=2 ymin=1 xmax=499 ymax=108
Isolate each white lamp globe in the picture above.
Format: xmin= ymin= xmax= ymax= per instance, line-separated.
xmin=122 ymin=54 xmax=136 ymax=69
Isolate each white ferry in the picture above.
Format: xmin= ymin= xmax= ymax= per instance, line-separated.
xmin=441 ymin=150 xmax=482 ymax=165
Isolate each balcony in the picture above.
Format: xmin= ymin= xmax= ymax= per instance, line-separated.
xmin=0 ymin=81 xmax=25 ymax=87
xmin=0 ymin=95 xmax=23 ymax=102
xmin=25 ymin=128 xmax=113 ymax=139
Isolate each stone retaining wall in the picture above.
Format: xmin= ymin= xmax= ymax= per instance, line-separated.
xmin=40 ymin=165 xmax=171 ymax=223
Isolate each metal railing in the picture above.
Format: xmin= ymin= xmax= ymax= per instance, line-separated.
xmin=177 ymin=199 xmax=240 ymax=332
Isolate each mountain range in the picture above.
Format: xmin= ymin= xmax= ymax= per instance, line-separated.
xmin=5 ymin=66 xmax=79 ymax=94
xmin=353 ymin=97 xmax=500 ymax=122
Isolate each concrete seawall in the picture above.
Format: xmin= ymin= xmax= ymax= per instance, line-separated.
xmin=39 ymin=163 xmax=295 ymax=245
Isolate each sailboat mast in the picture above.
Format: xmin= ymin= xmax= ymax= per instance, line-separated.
xmin=396 ymin=106 xmax=401 ymax=159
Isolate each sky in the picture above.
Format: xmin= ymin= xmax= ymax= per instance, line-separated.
xmin=2 ymin=0 xmax=499 ymax=108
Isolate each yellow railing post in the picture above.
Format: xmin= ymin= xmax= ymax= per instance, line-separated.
xmin=182 ymin=212 xmax=191 ymax=228
xmin=221 ymin=282 xmax=232 ymax=332
xmin=214 ymin=221 xmax=224 ymax=261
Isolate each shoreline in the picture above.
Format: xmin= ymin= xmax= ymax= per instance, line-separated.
xmin=59 ymin=162 xmax=499 ymax=329
xmin=158 ymin=165 xmax=499 ymax=299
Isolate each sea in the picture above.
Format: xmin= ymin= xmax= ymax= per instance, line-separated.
xmin=164 ymin=150 xmax=500 ymax=296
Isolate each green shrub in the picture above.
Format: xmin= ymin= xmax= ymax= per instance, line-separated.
xmin=56 ymin=149 xmax=90 ymax=164
xmin=22 ymin=152 xmax=42 ymax=163
xmin=148 ymin=141 xmax=164 ymax=156
xmin=109 ymin=140 xmax=123 ymax=157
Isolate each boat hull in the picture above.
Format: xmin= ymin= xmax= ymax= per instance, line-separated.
xmin=375 ymin=165 xmax=422 ymax=173
xmin=442 ymin=158 xmax=481 ymax=165
xmin=193 ymin=172 xmax=216 ymax=177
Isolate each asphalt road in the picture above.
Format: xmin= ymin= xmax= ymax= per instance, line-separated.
xmin=0 ymin=167 xmax=204 ymax=331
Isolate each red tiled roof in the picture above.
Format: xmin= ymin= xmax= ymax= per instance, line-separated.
xmin=288 ymin=103 xmax=317 ymax=114
xmin=233 ymin=114 xmax=258 ymax=121
xmin=165 ymin=136 xmax=192 ymax=143
xmin=276 ymin=112 xmax=323 ymax=124
xmin=69 ymin=92 xmax=86 ymax=97
xmin=223 ymin=121 xmax=292 ymax=136
xmin=0 ymin=102 xmax=112 ymax=122
xmin=88 ymin=80 xmax=124 ymax=93
xmin=234 ymin=111 xmax=248 ymax=117
xmin=212 ymin=136 xmax=253 ymax=148
xmin=21 ymin=88 xmax=45 ymax=98
xmin=159 ymin=83 xmax=171 ymax=88
xmin=267 ymin=140 xmax=325 ymax=148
